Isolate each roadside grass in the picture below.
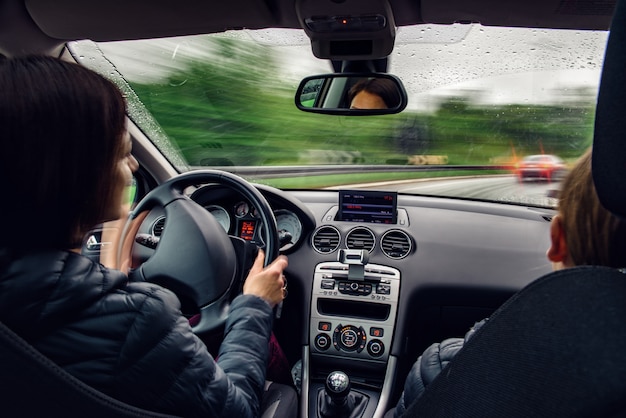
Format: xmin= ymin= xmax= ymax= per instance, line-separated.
xmin=253 ymin=170 xmax=509 ymax=189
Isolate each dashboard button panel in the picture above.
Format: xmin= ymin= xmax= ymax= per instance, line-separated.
xmin=309 ymin=261 xmax=400 ymax=362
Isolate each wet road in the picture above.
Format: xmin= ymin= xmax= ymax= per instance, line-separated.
xmin=358 ymin=175 xmax=560 ymax=207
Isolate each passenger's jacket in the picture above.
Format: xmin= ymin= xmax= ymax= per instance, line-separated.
xmin=393 ymin=319 xmax=487 ymax=417
xmin=0 ymin=250 xmax=274 ymax=417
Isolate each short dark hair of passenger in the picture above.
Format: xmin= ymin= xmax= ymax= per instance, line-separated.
xmin=0 ymin=55 xmax=127 ymax=252
xmin=347 ymin=78 xmax=401 ymax=108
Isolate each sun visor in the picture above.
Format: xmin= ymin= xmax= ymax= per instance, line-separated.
xmin=25 ymin=0 xmax=280 ymax=42
xmin=420 ymin=0 xmax=615 ymax=30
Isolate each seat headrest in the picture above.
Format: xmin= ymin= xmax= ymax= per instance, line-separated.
xmin=592 ymin=0 xmax=626 ymax=218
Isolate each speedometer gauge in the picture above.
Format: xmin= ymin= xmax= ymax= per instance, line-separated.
xmin=204 ymin=205 xmax=231 ymax=232
xmin=275 ymin=209 xmax=302 ymax=249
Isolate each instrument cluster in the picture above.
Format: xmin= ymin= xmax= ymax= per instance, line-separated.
xmin=190 ymin=184 xmax=312 ymax=253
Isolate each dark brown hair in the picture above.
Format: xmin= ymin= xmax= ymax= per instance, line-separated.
xmin=559 ymin=148 xmax=626 ymax=267
xmin=347 ymin=77 xmax=401 ymax=108
xmin=0 ymin=55 xmax=127 ymax=251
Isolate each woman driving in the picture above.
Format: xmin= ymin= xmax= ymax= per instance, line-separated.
xmin=0 ymin=55 xmax=296 ymax=417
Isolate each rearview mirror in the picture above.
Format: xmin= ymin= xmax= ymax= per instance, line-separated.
xmin=295 ymin=73 xmax=407 ymax=115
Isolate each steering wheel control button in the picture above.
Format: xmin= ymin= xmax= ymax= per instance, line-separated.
xmin=315 ymin=333 xmax=331 ymax=351
xmin=135 ymin=233 xmax=160 ymax=249
xmin=333 ymin=325 xmax=366 ymax=352
xmin=338 ymin=280 xmax=372 ymax=296
xmin=367 ymin=340 xmax=385 ymax=357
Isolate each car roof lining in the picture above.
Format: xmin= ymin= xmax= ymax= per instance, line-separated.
xmin=0 ymin=0 xmax=615 ymax=57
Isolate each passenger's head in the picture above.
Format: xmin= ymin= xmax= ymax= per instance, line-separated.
xmin=0 ymin=55 xmax=136 ymax=252
xmin=547 ymin=148 xmax=626 ymax=269
xmin=348 ymin=78 xmax=401 ymax=110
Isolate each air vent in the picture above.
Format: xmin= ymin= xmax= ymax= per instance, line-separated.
xmin=381 ymin=230 xmax=412 ymax=259
xmin=345 ymin=227 xmax=375 ymax=252
xmin=312 ymin=226 xmax=341 ymax=254
xmin=152 ymin=217 xmax=166 ymax=237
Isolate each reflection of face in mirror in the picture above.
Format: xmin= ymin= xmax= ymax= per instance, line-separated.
xmin=295 ymin=74 xmax=407 ymax=114
xmin=348 ymin=78 xmax=401 ymax=109
xmin=351 ymin=90 xmax=388 ymax=109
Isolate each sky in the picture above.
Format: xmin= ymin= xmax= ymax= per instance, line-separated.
xmin=82 ymin=23 xmax=608 ymax=112
xmin=251 ymin=24 xmax=608 ymax=110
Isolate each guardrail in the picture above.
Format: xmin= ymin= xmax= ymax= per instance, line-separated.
xmin=190 ymin=165 xmax=515 ymax=179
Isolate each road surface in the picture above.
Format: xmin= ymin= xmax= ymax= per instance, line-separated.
xmin=355 ymin=175 xmax=560 ymax=208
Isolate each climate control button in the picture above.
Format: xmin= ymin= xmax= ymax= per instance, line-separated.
xmin=332 ymin=324 xmax=366 ymax=352
xmin=367 ymin=339 xmax=385 ymax=357
xmin=315 ymin=333 xmax=331 ymax=351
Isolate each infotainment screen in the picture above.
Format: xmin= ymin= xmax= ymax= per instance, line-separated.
xmin=338 ymin=190 xmax=397 ymax=224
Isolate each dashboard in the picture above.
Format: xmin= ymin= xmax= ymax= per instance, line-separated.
xmin=128 ymin=182 xmax=556 ymax=417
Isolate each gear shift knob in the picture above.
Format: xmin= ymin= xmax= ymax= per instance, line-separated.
xmin=325 ymin=371 xmax=351 ymax=405
xmin=319 ymin=371 xmax=368 ymax=418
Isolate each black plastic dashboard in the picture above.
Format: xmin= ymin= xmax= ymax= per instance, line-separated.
xmin=129 ymin=183 xmax=555 ymax=416
xmin=271 ymin=189 xmax=553 ymax=416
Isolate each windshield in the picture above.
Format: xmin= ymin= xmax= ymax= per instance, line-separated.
xmin=69 ymin=24 xmax=607 ymax=208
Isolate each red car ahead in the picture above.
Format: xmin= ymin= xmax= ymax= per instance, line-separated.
xmin=516 ymin=154 xmax=567 ymax=182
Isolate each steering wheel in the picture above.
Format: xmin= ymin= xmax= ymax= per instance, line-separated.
xmin=119 ymin=169 xmax=279 ymax=335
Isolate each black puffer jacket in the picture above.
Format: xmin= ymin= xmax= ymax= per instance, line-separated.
xmin=393 ymin=319 xmax=487 ymax=417
xmin=0 ymin=250 xmax=274 ymax=417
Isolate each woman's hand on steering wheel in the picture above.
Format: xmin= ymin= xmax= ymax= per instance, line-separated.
xmin=243 ymin=250 xmax=288 ymax=308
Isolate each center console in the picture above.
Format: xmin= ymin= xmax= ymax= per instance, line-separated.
xmin=303 ymin=249 xmax=401 ymax=418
